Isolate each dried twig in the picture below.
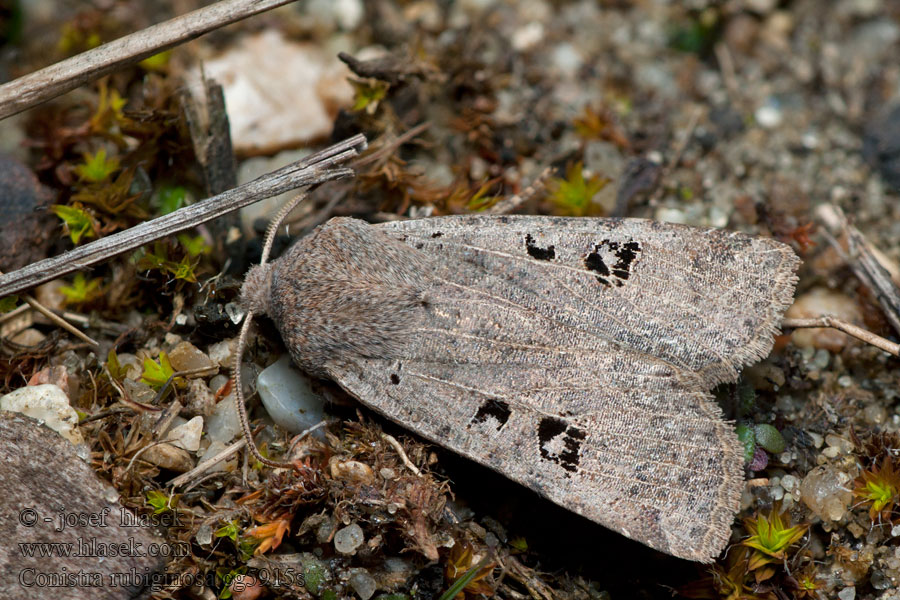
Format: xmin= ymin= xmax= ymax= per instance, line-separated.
xmin=0 ymin=0 xmax=299 ymax=120
xmin=21 ymin=295 xmax=99 ymax=347
xmin=382 ymin=433 xmax=421 ymax=477
xmin=0 ymin=134 xmax=367 ymax=298
xmin=0 ymin=269 xmax=98 ymax=345
xmin=168 ymin=438 xmax=247 ymax=488
xmin=782 ymin=317 xmax=899 ymax=357
xmin=816 ymin=204 xmax=900 ymax=336
xmin=667 ymin=105 xmax=703 ymax=172
xmin=714 ymin=42 xmax=740 ymax=107
xmin=486 ymin=168 xmax=553 ymax=215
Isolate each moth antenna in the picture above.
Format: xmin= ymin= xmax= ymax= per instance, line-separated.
xmin=234 ymin=192 xmax=312 ymax=469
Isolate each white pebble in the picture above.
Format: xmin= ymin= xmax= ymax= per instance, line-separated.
xmin=167 ymin=416 xmax=204 ymax=452
xmin=257 ymin=355 xmax=325 ymax=434
xmin=512 ymin=22 xmax=544 ymax=51
xmin=206 ymin=392 xmax=242 ymax=444
xmin=334 ymin=523 xmax=364 ymax=554
xmin=0 ymin=384 xmax=83 ymax=444
xmin=207 ymin=338 xmax=238 ymax=368
xmin=755 ymin=103 xmax=783 ymax=128
xmin=781 ymin=474 xmax=799 ymax=492
xmin=837 ymin=587 xmax=856 ymax=600
xmin=348 ymin=568 xmax=377 ymax=600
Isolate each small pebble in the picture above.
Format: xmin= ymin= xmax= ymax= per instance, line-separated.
xmin=257 ymin=355 xmax=325 ymax=434
xmin=334 ymin=523 xmax=364 ymax=554
xmin=837 ymin=587 xmax=856 ymax=600
xmin=0 ymin=384 xmax=83 ymax=444
xmin=864 ymin=404 xmax=888 ymax=425
xmin=755 ymin=104 xmax=783 ymax=128
xmin=166 ymin=416 xmax=203 ymax=452
xmin=10 ymin=328 xmax=44 ymax=347
xmin=185 ymin=379 xmax=216 ymax=417
xmin=825 ymin=433 xmax=854 ymax=454
xmin=206 ymin=394 xmax=242 ymax=444
xmin=799 ymin=465 xmax=853 ymax=521
xmin=781 ymin=474 xmax=799 ymax=492
xmin=785 ymin=288 xmax=863 ymax=351
xmin=207 ymin=338 xmax=238 ymax=368
xmin=168 ymin=341 xmax=215 ymax=372
xmin=511 ymin=22 xmax=544 ymax=51
xmin=230 ymin=574 xmax=264 ymax=600
xmin=348 ymin=568 xmax=377 ymax=600
xmin=316 ymin=516 xmax=336 ymax=544
xmin=812 ymin=348 xmax=831 ymax=369
xmin=196 ymin=523 xmax=213 ymax=546
xmin=330 ymin=458 xmax=375 ymax=485
xmin=143 ymin=442 xmax=194 ymax=472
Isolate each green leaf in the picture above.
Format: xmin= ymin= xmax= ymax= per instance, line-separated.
xmin=145 ymin=490 xmax=173 ymax=514
xmin=139 ymin=50 xmax=172 ymax=71
xmin=177 ymin=233 xmax=211 ymax=257
xmin=51 ymin=204 xmax=96 ymax=244
xmin=172 ymin=255 xmax=199 ymax=282
xmin=753 ymin=424 xmax=785 ymax=454
xmin=158 ymin=186 xmax=187 ymax=215
xmin=215 ymin=520 xmax=241 ymax=542
xmin=350 ymin=78 xmax=389 ymax=113
xmin=465 ymin=181 xmax=499 ymax=212
xmin=59 ymin=272 xmax=102 ymax=305
xmin=437 ymin=556 xmax=492 ymax=600
xmin=106 ymin=348 xmax=125 ymax=380
xmin=0 ymin=295 xmax=19 ymax=313
xmin=508 ymin=536 xmax=528 ymax=552
xmin=74 ymin=148 xmax=120 ymax=183
xmin=216 ymin=566 xmax=246 ymax=599
xmin=141 ymin=351 xmax=176 ymax=389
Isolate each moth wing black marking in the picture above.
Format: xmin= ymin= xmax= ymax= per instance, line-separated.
xmin=377 ymin=215 xmax=800 ymax=387
xmin=307 ymin=215 xmax=799 ymax=561
xmin=326 ymin=353 xmax=741 ymax=562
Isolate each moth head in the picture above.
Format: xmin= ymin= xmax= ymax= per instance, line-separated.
xmin=241 ymin=263 xmax=274 ymax=316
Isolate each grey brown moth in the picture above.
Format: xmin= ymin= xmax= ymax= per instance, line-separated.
xmin=239 ymin=214 xmax=800 ymax=562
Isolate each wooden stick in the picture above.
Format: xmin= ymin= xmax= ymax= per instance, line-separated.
xmin=782 ymin=317 xmax=900 ymax=357
xmin=816 ymin=204 xmax=900 ymax=337
xmin=0 ymin=269 xmax=99 ymax=346
xmin=168 ymin=438 xmax=247 ymax=488
xmin=0 ymin=134 xmax=367 ymax=298
xmin=0 ymin=0 xmax=298 ymax=120
xmin=487 ymin=167 xmax=552 ymax=215
xmin=22 ymin=296 xmax=99 ymax=347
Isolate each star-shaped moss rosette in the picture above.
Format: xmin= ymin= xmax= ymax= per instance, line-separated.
xmin=740 ymin=505 xmax=809 ymax=571
xmin=853 ymin=456 xmax=900 ymax=521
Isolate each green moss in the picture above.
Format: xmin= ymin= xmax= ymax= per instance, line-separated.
xmin=736 ymin=424 xmax=756 ymax=463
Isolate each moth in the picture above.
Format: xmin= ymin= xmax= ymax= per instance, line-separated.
xmin=239 ymin=214 xmax=800 ymax=562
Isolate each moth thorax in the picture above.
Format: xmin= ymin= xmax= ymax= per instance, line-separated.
xmin=241 ymin=263 xmax=274 ymax=316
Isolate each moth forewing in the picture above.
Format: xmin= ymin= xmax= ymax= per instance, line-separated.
xmin=251 ymin=215 xmax=800 ymax=562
